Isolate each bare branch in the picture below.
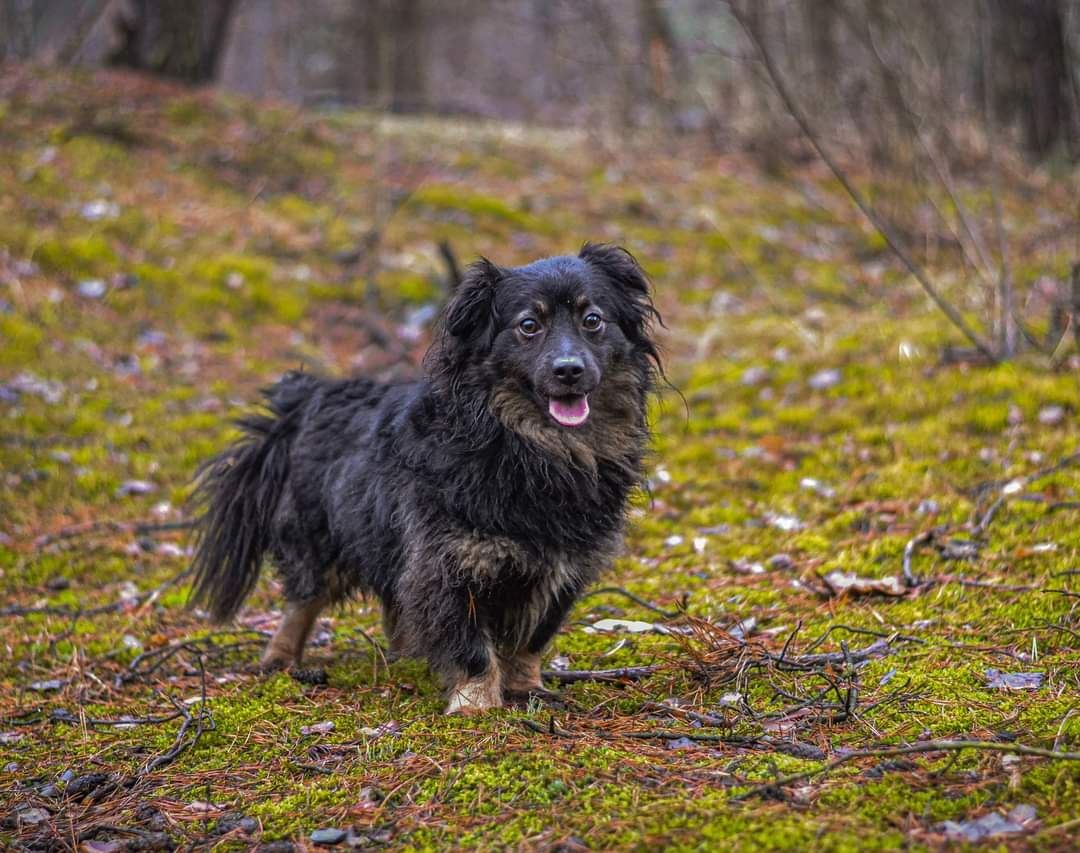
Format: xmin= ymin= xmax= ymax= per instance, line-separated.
xmin=728 ymin=2 xmax=998 ymax=361
xmin=979 ymin=0 xmax=1017 ymax=357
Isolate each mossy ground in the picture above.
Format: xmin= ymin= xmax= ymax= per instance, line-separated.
xmin=1 ymin=67 xmax=1077 ymax=851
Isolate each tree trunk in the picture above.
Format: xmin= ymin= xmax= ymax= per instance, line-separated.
xmin=387 ymin=0 xmax=426 ymax=113
xmin=107 ymin=0 xmax=237 ymax=84
xmin=988 ymin=0 xmax=1075 ymax=159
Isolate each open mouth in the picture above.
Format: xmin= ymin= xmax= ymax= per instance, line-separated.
xmin=548 ymin=394 xmax=590 ymax=427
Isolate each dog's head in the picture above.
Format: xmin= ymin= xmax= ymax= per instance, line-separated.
xmin=429 ymin=244 xmax=660 ymax=445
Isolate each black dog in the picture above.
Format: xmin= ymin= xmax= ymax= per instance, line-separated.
xmin=190 ymin=243 xmax=660 ymax=713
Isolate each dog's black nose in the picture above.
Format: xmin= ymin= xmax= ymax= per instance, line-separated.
xmin=553 ymin=355 xmax=585 ymax=385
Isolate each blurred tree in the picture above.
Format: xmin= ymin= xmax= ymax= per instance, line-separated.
xmin=640 ymin=0 xmax=690 ymax=113
xmin=106 ymin=0 xmax=237 ymax=83
xmin=987 ymin=0 xmax=1076 ymax=159
xmin=342 ymin=0 xmax=427 ymax=112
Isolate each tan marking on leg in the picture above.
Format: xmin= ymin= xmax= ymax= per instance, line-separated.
xmin=381 ymin=604 xmax=403 ymax=660
xmin=445 ymin=666 xmax=503 ymax=715
xmin=260 ymin=598 xmax=326 ymax=670
xmin=500 ymin=651 xmax=543 ymax=694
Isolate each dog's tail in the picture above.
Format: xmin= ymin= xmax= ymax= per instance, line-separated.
xmin=189 ymin=372 xmax=319 ymax=623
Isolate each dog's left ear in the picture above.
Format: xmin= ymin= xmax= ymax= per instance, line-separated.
xmin=579 ymin=243 xmax=650 ymax=299
xmin=579 ymin=243 xmax=657 ymax=339
xmin=444 ymin=258 xmax=503 ymax=344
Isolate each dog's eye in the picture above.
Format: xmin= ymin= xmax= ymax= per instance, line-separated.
xmin=582 ymin=313 xmax=604 ymax=332
xmin=518 ymin=318 xmax=541 ymax=336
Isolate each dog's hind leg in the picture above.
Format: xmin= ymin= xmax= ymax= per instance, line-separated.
xmin=260 ymin=596 xmax=327 ymax=671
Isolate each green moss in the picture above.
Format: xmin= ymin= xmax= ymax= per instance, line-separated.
xmin=2 ymin=67 xmax=1078 ymax=852
xmin=33 ymin=233 xmax=117 ymax=278
xmin=411 ymin=184 xmax=555 ymax=234
xmin=0 ymin=314 xmax=44 ymax=366
xmin=377 ymin=270 xmax=439 ymax=305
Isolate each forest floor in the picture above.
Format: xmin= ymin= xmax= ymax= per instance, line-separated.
xmin=1 ymin=67 xmax=1078 ymax=851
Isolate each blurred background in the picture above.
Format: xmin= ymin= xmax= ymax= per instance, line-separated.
xmin=3 ymin=0 xmax=1078 ymax=162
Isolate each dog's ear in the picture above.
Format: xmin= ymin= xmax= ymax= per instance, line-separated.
xmin=579 ymin=243 xmax=657 ymax=340
xmin=579 ymin=243 xmax=650 ymax=300
xmin=444 ymin=258 xmax=502 ymax=343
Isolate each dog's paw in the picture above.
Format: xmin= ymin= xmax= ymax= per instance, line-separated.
xmin=445 ymin=674 xmax=503 ymax=715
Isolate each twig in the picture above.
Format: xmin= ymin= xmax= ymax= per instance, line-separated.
xmin=579 ymin=586 xmax=682 ymax=619
xmin=735 ymin=738 xmax=1080 ymax=800
xmin=119 ymin=632 xmax=266 ymax=685
xmin=860 ymin=14 xmax=1000 ymax=295
xmin=1 ymin=568 xmax=192 ymax=620
xmin=729 ymin=3 xmax=997 ymax=361
xmin=140 ymin=652 xmax=214 ymax=774
xmin=936 ymin=575 xmax=1079 ymax=599
xmin=799 ymin=624 xmax=923 ymax=655
xmin=979 ymin=0 xmax=1017 ymax=357
xmin=520 ymin=717 xmax=576 ymax=738
xmin=33 ymin=518 xmax=195 ymax=549
xmin=773 ymin=638 xmax=894 ymax=669
xmin=542 ymin=666 xmax=659 ymax=684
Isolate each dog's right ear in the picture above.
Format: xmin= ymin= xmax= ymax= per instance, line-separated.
xmin=444 ymin=258 xmax=502 ymax=343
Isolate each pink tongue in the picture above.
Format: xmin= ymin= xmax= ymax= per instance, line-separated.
xmin=549 ymin=395 xmax=590 ymax=427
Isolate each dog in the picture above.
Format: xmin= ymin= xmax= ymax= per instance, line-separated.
xmin=189 ymin=243 xmax=661 ymax=713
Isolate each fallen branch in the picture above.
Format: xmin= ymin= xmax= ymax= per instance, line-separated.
xmin=772 ymin=637 xmax=895 ymax=669
xmin=542 ymin=666 xmax=659 ymax=684
xmin=33 ymin=518 xmax=194 ymax=549
xmin=734 ymin=738 xmax=1080 ymax=801
xmin=580 ymin=586 xmax=682 ymax=619
xmin=902 ymin=447 xmax=1080 ymax=584
xmin=936 ymin=575 xmax=1079 ymax=599
xmin=140 ymin=652 xmax=214 ymax=774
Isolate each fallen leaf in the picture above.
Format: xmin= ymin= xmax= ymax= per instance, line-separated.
xmin=358 ymin=720 xmax=400 ymax=738
xmin=940 ymin=805 xmax=1037 ymax=841
xmin=80 ymin=841 xmax=125 ymax=853
xmin=115 ymin=479 xmax=157 ymax=497
xmin=822 ymin=571 xmax=907 ymax=597
xmin=28 ymin=679 xmax=65 ymax=692
xmin=301 ymin=721 xmax=336 ymax=736
xmin=586 ymin=618 xmax=670 ymax=635
xmin=728 ymin=617 xmax=756 ymax=640
xmin=808 ymin=368 xmax=841 ymax=390
xmin=14 ymin=807 xmax=50 ymax=826
xmin=767 ymin=514 xmax=804 ymax=532
xmin=1037 ymin=405 xmax=1066 ymax=426
xmin=185 ymin=800 xmax=223 ymax=814
xmin=986 ymin=669 xmax=1043 ymax=690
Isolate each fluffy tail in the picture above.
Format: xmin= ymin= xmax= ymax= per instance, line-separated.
xmin=188 ymin=373 xmax=318 ymax=622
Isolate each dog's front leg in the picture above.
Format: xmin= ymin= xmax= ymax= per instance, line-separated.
xmin=501 ymin=584 xmax=579 ymax=694
xmin=444 ymin=657 xmax=502 ymax=716
xmin=439 ymin=591 xmax=502 ymax=715
xmin=399 ymin=574 xmax=503 ymax=714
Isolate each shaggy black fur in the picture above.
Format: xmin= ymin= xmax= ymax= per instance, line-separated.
xmin=189 ymin=243 xmax=661 ymax=712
